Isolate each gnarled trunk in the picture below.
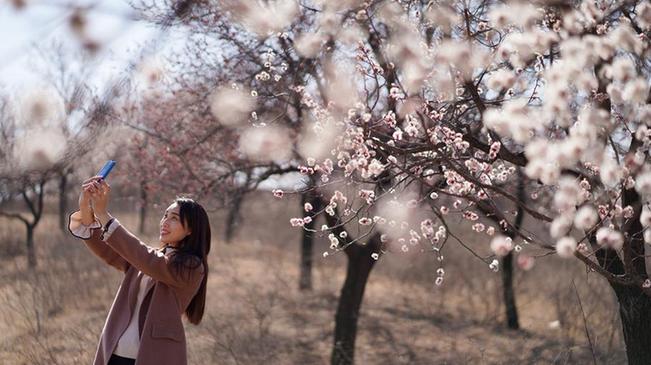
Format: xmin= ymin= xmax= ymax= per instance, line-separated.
xmin=501 ymin=171 xmax=525 ymax=329
xmin=224 ymin=190 xmax=244 ymax=243
xmin=58 ymin=172 xmax=68 ymax=232
xmin=138 ymin=182 xmax=148 ymax=234
xmin=331 ymin=233 xmax=380 ymax=365
xmin=26 ymin=225 xmax=36 ymax=269
xmin=299 ymin=192 xmax=322 ymax=291
xmin=501 ymin=251 xmax=519 ymax=329
xmin=612 ymin=284 xmax=651 ymax=364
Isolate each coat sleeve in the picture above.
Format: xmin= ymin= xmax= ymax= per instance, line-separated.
xmin=68 ymin=210 xmax=130 ymax=273
xmin=103 ymin=221 xmax=204 ymax=288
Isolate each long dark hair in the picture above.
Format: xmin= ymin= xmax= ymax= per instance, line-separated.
xmin=162 ymin=196 xmax=211 ymax=325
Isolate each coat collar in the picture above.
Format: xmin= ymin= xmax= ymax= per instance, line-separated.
xmin=161 ymin=244 xmax=177 ymax=255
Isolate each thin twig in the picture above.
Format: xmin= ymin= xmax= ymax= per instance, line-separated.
xmin=572 ymin=280 xmax=598 ymax=365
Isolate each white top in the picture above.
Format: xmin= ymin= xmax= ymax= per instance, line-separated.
xmin=113 ymin=273 xmax=151 ymax=359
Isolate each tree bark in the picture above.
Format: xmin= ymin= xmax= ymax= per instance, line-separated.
xmin=224 ymin=190 xmax=244 ymax=243
xmin=26 ymin=225 xmax=36 ymax=269
xmin=58 ymin=172 xmax=68 ymax=232
xmin=501 ymin=252 xmax=519 ymax=329
xmin=138 ymin=182 xmax=148 ymax=234
xmin=299 ymin=192 xmax=322 ymax=291
xmin=224 ymin=172 xmax=251 ymax=243
xmin=331 ymin=233 xmax=380 ymax=365
xmin=22 ymin=179 xmax=45 ymax=270
xmin=612 ymin=284 xmax=651 ymax=364
xmin=592 ymin=190 xmax=651 ymax=364
xmin=500 ymin=170 xmax=525 ymax=330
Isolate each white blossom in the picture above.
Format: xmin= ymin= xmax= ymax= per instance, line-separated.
xmin=596 ymin=227 xmax=624 ymax=250
xmin=209 ymin=86 xmax=256 ymax=126
xmin=295 ymin=32 xmax=324 ymax=58
xmin=556 ymin=237 xmax=577 ymax=258
xmin=636 ymin=171 xmax=651 ymax=199
xmin=600 ymin=157 xmax=623 ymax=188
xmin=574 ymin=205 xmax=598 ymax=230
xmin=490 ymin=235 xmax=513 ymax=257
xmin=239 ymin=125 xmax=292 ymax=162
xmin=550 ymin=214 xmax=573 ymax=239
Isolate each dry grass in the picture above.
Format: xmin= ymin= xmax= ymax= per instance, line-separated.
xmin=0 ymin=191 xmax=627 ymax=364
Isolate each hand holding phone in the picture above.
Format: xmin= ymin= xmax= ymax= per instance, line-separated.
xmin=97 ymin=160 xmax=116 ymax=180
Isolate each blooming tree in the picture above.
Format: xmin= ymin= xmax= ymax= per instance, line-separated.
xmin=262 ymin=1 xmax=650 ymax=363
xmin=129 ymin=0 xmax=651 ymax=362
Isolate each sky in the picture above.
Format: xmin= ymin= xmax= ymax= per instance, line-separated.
xmin=0 ymin=0 xmax=304 ymax=190
xmin=0 ymin=0 xmax=156 ymax=89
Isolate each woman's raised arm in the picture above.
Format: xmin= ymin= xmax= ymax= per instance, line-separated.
xmin=68 ymin=177 xmax=129 ymax=273
xmin=68 ymin=210 xmax=130 ymax=273
xmin=103 ymin=221 xmax=203 ymax=288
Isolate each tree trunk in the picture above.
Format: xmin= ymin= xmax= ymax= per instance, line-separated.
xmin=611 ymin=284 xmax=651 ymax=364
xmin=138 ymin=183 xmax=148 ymax=234
xmin=331 ymin=234 xmax=379 ymax=365
xmin=299 ymin=192 xmax=322 ymax=291
xmin=26 ymin=225 xmax=36 ymax=269
xmin=500 ymin=169 xmax=525 ymax=330
xmin=501 ymin=251 xmax=519 ymax=329
xmin=22 ymin=180 xmax=44 ymax=270
xmin=58 ymin=172 xmax=68 ymax=232
xmin=224 ymin=190 xmax=244 ymax=243
xmin=592 ymin=237 xmax=651 ymax=364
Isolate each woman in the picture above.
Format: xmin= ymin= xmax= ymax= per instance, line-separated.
xmin=68 ymin=176 xmax=211 ymax=365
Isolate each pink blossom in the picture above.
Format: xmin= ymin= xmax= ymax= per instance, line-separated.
xmin=290 ymin=218 xmax=304 ymax=227
xmin=366 ymin=159 xmax=385 ymax=177
xmin=517 ymin=254 xmax=535 ymax=271
xmin=463 ymin=211 xmax=479 ymax=221
xmin=359 ymin=189 xmax=375 ymax=204
xmin=490 ymin=235 xmax=513 ymax=257
xmin=358 ymin=217 xmax=373 ymax=225
xmin=596 ymin=227 xmax=624 ymax=250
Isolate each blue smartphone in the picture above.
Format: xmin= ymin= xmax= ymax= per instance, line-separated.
xmin=97 ymin=160 xmax=116 ymax=179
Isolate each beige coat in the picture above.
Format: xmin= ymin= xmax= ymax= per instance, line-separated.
xmin=68 ymin=211 xmax=204 ymax=365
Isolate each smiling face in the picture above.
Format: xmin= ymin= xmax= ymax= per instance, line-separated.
xmin=159 ymin=202 xmax=191 ymax=246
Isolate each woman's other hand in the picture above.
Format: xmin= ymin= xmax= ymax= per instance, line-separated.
xmin=79 ymin=176 xmax=100 ymax=206
xmin=89 ymin=178 xmax=111 ymax=218
xmin=79 ymin=176 xmax=102 ymax=225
